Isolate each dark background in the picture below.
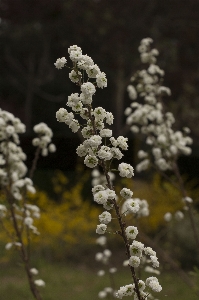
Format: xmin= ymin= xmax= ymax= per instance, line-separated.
xmin=0 ymin=0 xmax=199 ymax=174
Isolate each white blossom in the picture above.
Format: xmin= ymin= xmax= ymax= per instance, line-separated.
xmin=125 ymin=226 xmax=138 ymax=240
xmin=96 ymin=224 xmax=107 ymax=234
xmin=81 ymin=82 xmax=96 ymax=96
xmin=99 ymin=211 xmax=112 ymax=224
xmin=164 ymin=212 xmax=172 ymax=222
xmin=146 ymin=277 xmax=162 ymax=292
xmin=94 ymin=190 xmax=108 ymax=205
xmin=34 ymin=279 xmax=45 ymax=287
xmin=94 ymin=107 xmax=107 ymax=121
xmin=84 ymin=155 xmax=98 ymax=168
xmin=54 ymin=57 xmax=67 ymax=69
xmin=30 ymin=268 xmax=39 ymax=275
xmin=97 ymin=270 xmax=105 ymax=276
xmin=100 ymin=129 xmax=112 ymax=138
xmin=96 ymin=72 xmax=107 ymax=88
xmin=129 ymin=256 xmax=140 ymax=268
xmin=120 ymin=188 xmax=133 ymax=199
xmin=129 ymin=240 xmax=144 ymax=257
xmin=118 ymin=163 xmax=134 ymax=178
xmin=105 ymin=112 xmax=114 ymax=125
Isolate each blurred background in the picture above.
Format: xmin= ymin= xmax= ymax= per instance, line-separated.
xmin=0 ymin=0 xmax=199 ymax=299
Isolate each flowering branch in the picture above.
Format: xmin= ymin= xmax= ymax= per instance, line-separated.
xmin=55 ymin=46 xmax=162 ymax=300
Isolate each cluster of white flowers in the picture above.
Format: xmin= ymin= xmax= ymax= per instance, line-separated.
xmin=32 ymin=122 xmax=56 ymax=156
xmin=164 ymin=210 xmax=184 ymax=222
xmin=0 ymin=109 xmax=27 ymax=186
xmin=95 ymin=236 xmax=117 ymax=298
xmin=116 ymin=276 xmax=161 ymax=299
xmin=55 ymin=45 xmax=161 ymax=300
xmin=125 ymin=38 xmax=193 ymax=173
xmin=121 ymin=196 xmax=149 ymax=217
xmin=55 ymin=46 xmax=133 ymax=180
xmin=0 ymin=108 xmax=56 ymax=297
xmin=29 ymin=268 xmax=45 ymax=287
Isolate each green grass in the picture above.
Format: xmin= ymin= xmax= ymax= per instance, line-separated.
xmin=0 ymin=260 xmax=198 ymax=300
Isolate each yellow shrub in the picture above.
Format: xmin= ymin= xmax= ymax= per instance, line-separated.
xmin=0 ymin=169 xmax=100 ymax=260
xmin=116 ymin=174 xmax=199 ymax=233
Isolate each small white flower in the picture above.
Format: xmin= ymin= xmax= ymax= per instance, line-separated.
xmin=99 ymin=211 xmax=112 ymax=224
xmin=105 ymin=189 xmax=116 ymax=200
xmin=136 ymin=159 xmax=150 ymax=172
xmin=150 ymin=255 xmax=159 ymax=268
xmin=109 ymin=267 xmax=117 ymax=273
xmin=48 ymin=144 xmax=56 ymax=153
xmin=116 ymin=284 xmax=134 ymax=299
xmin=30 ymin=268 xmax=39 ymax=275
xmin=129 ymin=240 xmax=144 ymax=257
xmin=76 ymin=144 xmax=87 ymax=157
xmin=92 ymin=185 xmax=105 ymax=195
xmin=164 ymin=212 xmax=172 ymax=222
xmin=111 ymin=147 xmax=123 ymax=160
xmin=124 ymin=107 xmax=132 ymax=116
xmin=120 ymin=188 xmax=133 ymax=199
xmin=81 ymin=82 xmax=96 ymax=96
xmin=118 ymin=163 xmax=134 ymax=178
xmin=70 ymin=49 xmax=83 ymax=62
xmin=123 ymin=260 xmax=129 ymax=267
xmin=34 ymin=279 xmax=45 ymax=287
xmin=129 ymin=256 xmax=140 ymax=268
xmin=68 ymin=45 xmax=82 ymax=54
xmin=105 ymin=112 xmax=114 ymax=125
xmin=97 ymin=270 xmax=105 ymax=276
xmin=182 ymin=196 xmax=193 ymax=204
xmin=98 ymin=146 xmax=113 ymax=161
xmin=86 ymin=64 xmax=100 ymax=78
xmin=100 ymin=129 xmax=112 ymax=138
xmin=67 ymin=93 xmax=80 ymax=107
xmin=96 ymin=224 xmax=107 ymax=234
xmin=95 ymin=252 xmax=103 ymax=261
xmin=127 ymin=85 xmax=137 ymax=100
xmin=84 ymin=155 xmax=98 ymax=168
xmin=96 ymin=72 xmax=107 ymax=88
xmin=96 ymin=236 xmax=107 ymax=246
xmin=175 ymin=210 xmax=184 ymax=221
xmin=24 ymin=217 xmax=33 ymax=227
xmin=98 ymin=290 xmax=107 ymax=298
xmin=123 ymin=199 xmax=140 ymax=214
xmin=94 ymin=190 xmax=108 ymax=205
xmin=137 ymin=150 xmax=148 ymax=159
xmin=144 ymin=247 xmax=156 ymax=257
xmin=125 ymin=226 xmax=138 ymax=240
xmin=69 ymin=70 xmax=82 ymax=83
xmin=79 ymin=93 xmax=93 ymax=105
xmin=146 ymin=277 xmax=162 ymax=292
xmin=5 ymin=242 xmax=13 ymax=250
xmin=103 ymin=249 xmax=112 ymax=257
xmin=0 ymin=204 xmax=7 ymax=218
xmin=117 ymin=136 xmax=128 ymax=150
xmin=94 ymin=107 xmax=106 ymax=121
xmin=54 ymin=57 xmax=67 ymax=69
xmin=138 ymin=280 xmax=146 ymax=292
xmin=69 ymin=119 xmax=80 ymax=133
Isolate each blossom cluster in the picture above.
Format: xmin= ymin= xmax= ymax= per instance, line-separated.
xmin=0 ymin=109 xmax=27 ymax=186
xmin=0 ymin=109 xmax=56 ymax=295
xmin=55 ymin=45 xmax=161 ymax=300
xmin=55 ymin=46 xmax=132 ymax=176
xmin=96 ymin=236 xmax=117 ymax=298
xmin=125 ymin=38 xmax=193 ymax=173
xmin=32 ymin=122 xmax=56 ymax=156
